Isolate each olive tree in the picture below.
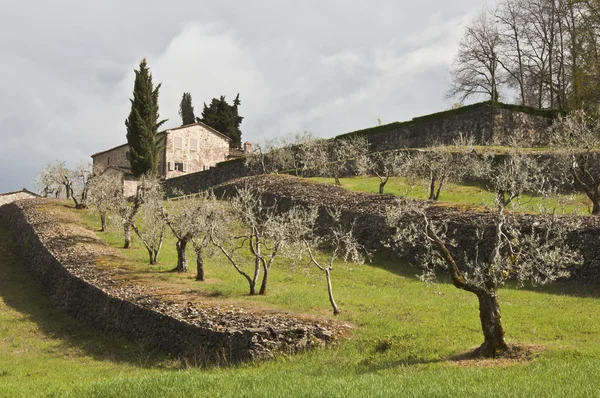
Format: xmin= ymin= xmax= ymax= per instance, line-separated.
xmin=129 ymin=177 xmax=166 ymax=265
xmin=210 ymin=187 xmax=298 ymax=295
xmin=35 ymin=161 xmax=92 ymax=208
xmin=310 ymin=136 xmax=369 ymax=185
xmin=387 ymin=149 xmax=582 ymax=357
xmin=110 ymin=176 xmax=165 ymax=261
xmin=86 ymin=166 xmax=122 ymax=231
xmin=357 ymin=151 xmax=412 ymax=194
xmin=550 ymin=110 xmax=600 ymax=215
xmin=163 ymin=192 xmax=224 ymax=276
xmin=294 ymin=206 xmax=366 ymax=315
xmin=408 ymin=138 xmax=482 ymax=201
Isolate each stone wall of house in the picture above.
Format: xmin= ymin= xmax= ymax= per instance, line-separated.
xmin=164 ymin=159 xmax=252 ymax=197
xmin=92 ymin=144 xmax=131 ymax=170
xmin=214 ymin=175 xmax=600 ymax=283
xmin=350 ymin=105 xmax=554 ymax=152
xmin=164 ymin=124 xmax=230 ymax=179
xmin=0 ymin=190 xmax=39 ymax=206
xmin=0 ymin=199 xmax=340 ymax=364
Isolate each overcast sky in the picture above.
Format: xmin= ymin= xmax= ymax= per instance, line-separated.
xmin=0 ymin=0 xmax=484 ymax=193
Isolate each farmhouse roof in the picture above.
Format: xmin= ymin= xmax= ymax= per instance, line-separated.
xmin=91 ymin=122 xmax=231 ymax=158
xmin=0 ymin=188 xmax=41 ymax=197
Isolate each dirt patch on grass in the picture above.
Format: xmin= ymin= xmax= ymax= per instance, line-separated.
xmin=450 ymin=344 xmax=546 ymax=367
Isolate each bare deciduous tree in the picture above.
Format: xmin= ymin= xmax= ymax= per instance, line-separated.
xmin=387 ymin=149 xmax=582 ymax=357
xmin=447 ymin=10 xmax=504 ymax=103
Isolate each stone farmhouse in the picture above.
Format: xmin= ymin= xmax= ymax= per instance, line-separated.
xmin=0 ymin=189 xmax=40 ymax=206
xmin=91 ymin=122 xmax=248 ymax=195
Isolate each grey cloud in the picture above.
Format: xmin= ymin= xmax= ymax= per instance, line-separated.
xmin=0 ymin=0 xmax=482 ymax=192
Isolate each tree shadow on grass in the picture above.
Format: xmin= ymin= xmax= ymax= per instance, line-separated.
xmin=0 ymin=224 xmax=177 ymax=369
xmin=368 ymin=249 xmax=600 ymax=299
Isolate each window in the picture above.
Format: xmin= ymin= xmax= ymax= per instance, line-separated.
xmin=190 ymin=138 xmax=197 ymax=152
xmin=125 ymin=151 xmax=130 ymax=160
xmin=174 ymin=137 xmax=183 ymax=150
xmin=175 ymin=162 xmax=184 ymax=171
xmin=107 ymin=156 xmax=111 ymax=166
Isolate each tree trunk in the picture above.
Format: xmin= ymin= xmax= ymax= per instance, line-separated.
xmin=428 ymin=177 xmax=436 ymax=200
xmin=176 ymin=239 xmax=188 ymax=272
xmin=334 ymin=175 xmax=341 ymax=185
xmin=592 ymin=199 xmax=600 ymax=215
xmin=100 ymin=212 xmax=107 ymax=232
xmin=147 ymin=248 xmax=156 ymax=265
xmin=473 ymin=290 xmax=508 ymax=357
xmin=196 ymin=251 xmax=205 ymax=281
xmin=124 ymin=223 xmax=131 ymax=249
xmin=325 ymin=268 xmax=340 ymax=315
xmin=248 ymin=280 xmax=256 ymax=295
xmin=259 ymin=266 xmax=269 ymax=295
xmin=379 ymin=181 xmax=386 ymax=195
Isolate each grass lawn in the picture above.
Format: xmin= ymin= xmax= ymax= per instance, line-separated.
xmin=0 ymin=203 xmax=599 ymax=397
xmin=309 ymin=176 xmax=592 ymax=214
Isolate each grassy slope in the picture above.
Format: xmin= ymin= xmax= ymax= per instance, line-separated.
xmin=309 ymin=176 xmax=592 ymax=214
xmin=0 ymin=221 xmax=180 ymax=397
xmin=1 ymin=205 xmax=599 ymax=397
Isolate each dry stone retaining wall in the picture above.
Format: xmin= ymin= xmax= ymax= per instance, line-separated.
xmin=0 ymin=199 xmax=339 ymax=364
xmin=214 ymin=175 xmax=600 ymax=283
xmin=342 ymin=103 xmax=554 ymax=152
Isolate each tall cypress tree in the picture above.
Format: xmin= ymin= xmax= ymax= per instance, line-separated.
xmin=179 ymin=92 xmax=196 ymax=125
xmin=125 ymin=58 xmax=166 ymax=177
xmin=199 ymin=94 xmax=243 ymax=148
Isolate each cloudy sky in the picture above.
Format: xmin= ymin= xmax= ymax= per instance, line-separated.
xmin=0 ymin=0 xmax=484 ymax=193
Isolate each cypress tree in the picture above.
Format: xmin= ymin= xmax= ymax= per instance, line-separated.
xmin=199 ymin=94 xmax=243 ymax=148
xmin=125 ymin=58 xmax=166 ymax=177
xmin=179 ymin=92 xmax=196 ymax=125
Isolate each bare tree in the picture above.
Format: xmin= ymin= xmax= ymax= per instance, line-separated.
xmin=550 ymin=109 xmax=600 ymax=214
xmin=311 ymin=136 xmax=369 ymax=185
xmin=495 ymin=0 xmax=530 ymax=105
xmin=447 ymin=10 xmax=504 ymax=103
xmin=408 ymin=138 xmax=483 ymax=201
xmin=280 ymin=131 xmax=317 ymax=176
xmin=296 ymin=207 xmax=366 ymax=315
xmin=129 ymin=177 xmax=166 ymax=265
xmin=387 ymin=149 xmax=582 ymax=357
xmin=210 ymin=187 xmax=297 ymax=295
xmin=35 ymin=161 xmax=92 ymax=208
xmin=87 ymin=166 xmax=122 ymax=231
xmin=245 ymin=138 xmax=281 ymax=175
xmin=357 ymin=151 xmax=412 ymax=195
xmin=163 ymin=192 xmax=224 ymax=275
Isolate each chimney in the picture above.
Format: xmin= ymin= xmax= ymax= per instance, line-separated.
xmin=243 ymin=141 xmax=253 ymax=155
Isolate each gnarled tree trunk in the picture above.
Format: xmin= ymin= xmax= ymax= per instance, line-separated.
xmin=123 ymin=223 xmax=132 ymax=249
xmin=196 ymin=251 xmax=205 ymax=281
xmin=176 ymin=239 xmax=189 ymax=272
xmin=100 ymin=212 xmax=107 ymax=232
xmin=258 ymin=265 xmax=269 ymax=295
xmin=473 ymin=289 xmax=508 ymax=357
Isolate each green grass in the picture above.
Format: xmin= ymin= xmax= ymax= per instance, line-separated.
xmin=1 ymin=204 xmax=600 ymax=397
xmin=309 ymin=176 xmax=592 ymax=214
